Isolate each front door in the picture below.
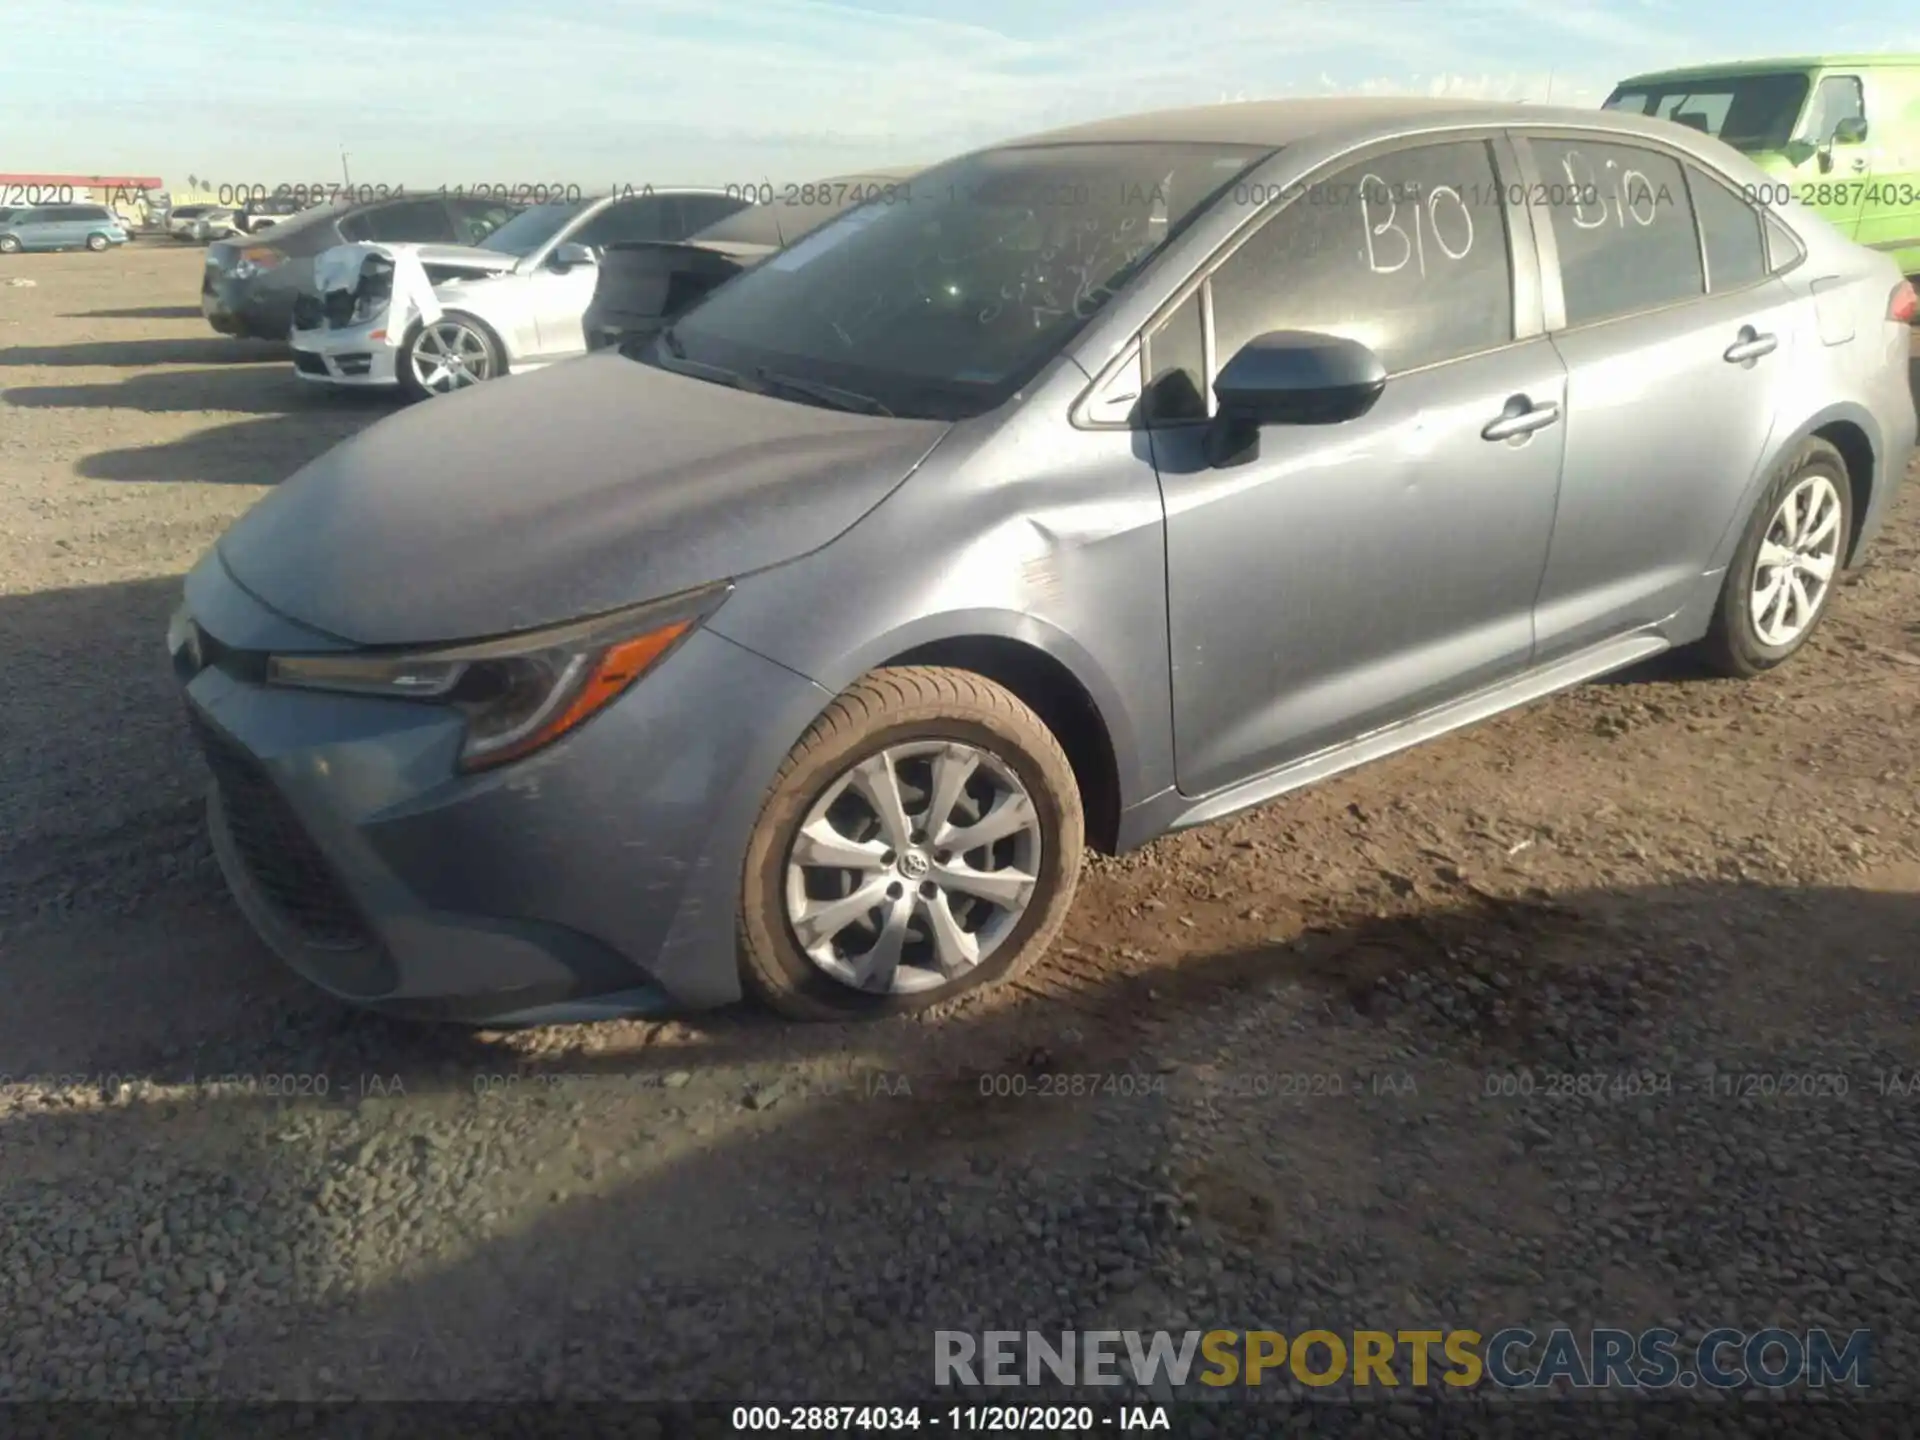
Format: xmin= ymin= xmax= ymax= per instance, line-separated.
xmin=1852 ymin=64 xmax=1920 ymax=270
xmin=1519 ymin=134 xmax=1802 ymax=658
xmin=1153 ymin=137 xmax=1566 ymax=797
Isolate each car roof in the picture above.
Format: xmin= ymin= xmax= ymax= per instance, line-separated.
xmin=1617 ymin=55 xmax=1920 ymax=86
xmin=994 ymin=96 xmax=1633 ymax=149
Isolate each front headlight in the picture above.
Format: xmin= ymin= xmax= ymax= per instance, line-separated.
xmin=266 ymin=583 xmax=730 ymax=772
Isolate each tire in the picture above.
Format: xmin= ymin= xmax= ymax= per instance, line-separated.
xmin=85 ymin=232 xmax=109 ymax=251
xmin=397 ymin=311 xmax=504 ymax=400
xmin=739 ymin=666 xmax=1084 ymax=1021
xmin=0 ymin=235 xmax=19 ymax=254
xmin=1698 ymin=437 xmax=1853 ymax=677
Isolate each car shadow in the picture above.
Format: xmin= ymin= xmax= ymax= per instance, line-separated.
xmin=0 ymin=337 xmax=287 ymax=368
xmin=0 ymin=864 xmax=1913 ymax=1399
xmin=62 ymin=305 xmax=206 ymax=320
xmin=77 ymin=410 xmax=393 ymax=485
xmin=4 ymin=364 xmax=373 ymax=416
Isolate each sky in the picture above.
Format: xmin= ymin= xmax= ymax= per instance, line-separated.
xmin=4 ymin=0 xmax=1918 ymax=192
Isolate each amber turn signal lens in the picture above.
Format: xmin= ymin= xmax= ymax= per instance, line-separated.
xmin=1889 ymin=279 xmax=1917 ymax=324
xmin=460 ymin=620 xmax=693 ymax=772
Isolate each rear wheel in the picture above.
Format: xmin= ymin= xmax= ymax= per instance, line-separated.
xmin=1699 ymin=437 xmax=1852 ymax=677
xmin=739 ymin=667 xmax=1084 ymax=1021
xmin=0 ymin=235 xmax=20 ymax=254
xmin=398 ymin=312 xmax=503 ymax=400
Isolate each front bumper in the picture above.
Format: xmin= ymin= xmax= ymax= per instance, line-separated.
xmin=173 ymin=555 xmax=829 ymax=1023
xmin=291 ymin=320 xmax=400 ymax=387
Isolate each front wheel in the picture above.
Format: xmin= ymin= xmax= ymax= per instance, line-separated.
xmin=1698 ymin=438 xmax=1853 ymax=677
xmin=739 ymin=666 xmax=1085 ymax=1021
xmin=85 ymin=232 xmax=110 ymax=251
xmin=398 ymin=312 xmax=503 ymax=400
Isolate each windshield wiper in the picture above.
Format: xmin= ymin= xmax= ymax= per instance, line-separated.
xmin=753 ymin=367 xmax=894 ymax=417
xmin=643 ymin=325 xmax=751 ymax=388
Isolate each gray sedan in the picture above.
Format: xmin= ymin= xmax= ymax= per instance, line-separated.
xmin=169 ymin=97 xmax=1914 ymax=1025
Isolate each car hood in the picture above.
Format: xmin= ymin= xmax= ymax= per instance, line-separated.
xmin=214 ymin=351 xmax=952 ymax=646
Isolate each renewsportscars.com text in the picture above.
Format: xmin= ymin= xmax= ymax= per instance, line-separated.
xmin=934 ymin=1328 xmax=1872 ymax=1391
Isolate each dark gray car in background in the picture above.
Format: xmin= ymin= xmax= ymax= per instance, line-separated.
xmin=582 ymin=168 xmax=921 ymax=352
xmin=202 ymin=193 xmax=522 ymax=340
xmin=170 ymin=98 xmax=1914 ymax=1026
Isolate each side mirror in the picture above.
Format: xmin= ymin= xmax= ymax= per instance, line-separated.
xmin=550 ymin=241 xmax=596 ymax=270
xmin=1833 ymin=115 xmax=1869 ymax=145
xmin=1206 ymin=330 xmax=1386 ymax=466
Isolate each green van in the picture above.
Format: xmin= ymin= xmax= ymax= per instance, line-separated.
xmin=1605 ymin=56 xmax=1920 ymax=273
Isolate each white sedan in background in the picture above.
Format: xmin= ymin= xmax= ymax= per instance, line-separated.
xmin=290 ymin=188 xmax=749 ymax=399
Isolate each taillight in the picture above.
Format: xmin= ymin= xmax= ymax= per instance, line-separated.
xmin=1889 ymin=278 xmax=1917 ymax=323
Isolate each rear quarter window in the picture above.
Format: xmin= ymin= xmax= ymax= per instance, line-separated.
xmin=1686 ymin=166 xmax=1768 ymax=292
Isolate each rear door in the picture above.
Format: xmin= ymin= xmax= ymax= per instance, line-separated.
xmin=1518 ymin=130 xmax=1803 ymax=659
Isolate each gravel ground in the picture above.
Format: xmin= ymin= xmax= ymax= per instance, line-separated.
xmin=2 ymin=245 xmax=1918 ymax=1415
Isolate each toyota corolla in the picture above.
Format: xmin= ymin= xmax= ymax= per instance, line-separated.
xmin=169 ymin=98 xmax=1915 ymax=1025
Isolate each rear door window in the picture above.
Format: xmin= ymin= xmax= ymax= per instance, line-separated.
xmin=348 ymin=199 xmax=458 ymax=244
xmin=1527 ymin=138 xmax=1702 ymax=327
xmin=446 ymin=200 xmax=517 ymax=244
xmin=573 ymin=196 xmax=683 ymax=246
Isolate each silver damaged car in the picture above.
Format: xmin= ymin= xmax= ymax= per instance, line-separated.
xmin=290 ymin=187 xmax=750 ymax=398
xmin=171 ymin=98 xmax=1915 ymax=1025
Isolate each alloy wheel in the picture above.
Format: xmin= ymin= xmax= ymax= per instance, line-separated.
xmin=782 ymin=740 xmax=1043 ymax=995
xmin=410 ymin=321 xmax=494 ymax=393
xmin=1750 ymin=472 xmax=1843 ymax=647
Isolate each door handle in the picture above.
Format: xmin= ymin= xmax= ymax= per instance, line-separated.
xmin=1724 ymin=327 xmax=1778 ymax=364
xmin=1480 ymin=397 xmax=1560 ymax=441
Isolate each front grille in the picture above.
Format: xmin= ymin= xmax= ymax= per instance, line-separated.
xmin=187 ymin=708 xmax=372 ymax=951
xmin=292 ymin=351 xmax=329 ymax=377
xmin=291 ymin=293 xmax=324 ymax=330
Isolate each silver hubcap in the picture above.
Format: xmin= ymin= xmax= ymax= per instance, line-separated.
xmin=783 ymin=741 xmax=1043 ymax=995
xmin=1751 ymin=473 xmax=1842 ymax=647
xmin=411 ymin=321 xmax=492 ymax=393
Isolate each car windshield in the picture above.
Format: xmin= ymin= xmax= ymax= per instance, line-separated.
xmin=1603 ymin=72 xmax=1811 ymax=153
xmin=646 ymin=142 xmax=1270 ymax=420
xmin=478 ymin=202 xmax=587 ymax=255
